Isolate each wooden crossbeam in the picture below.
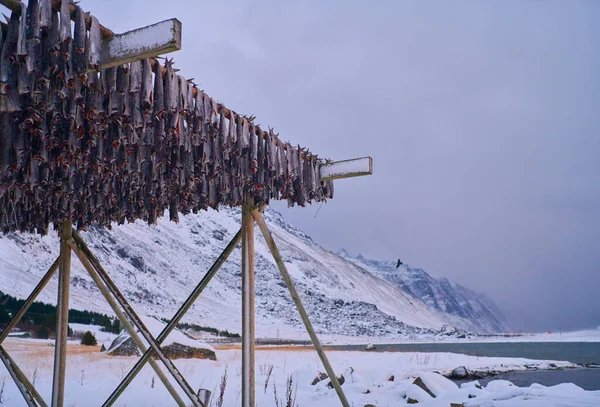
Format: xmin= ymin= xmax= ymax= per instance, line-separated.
xmin=100 ymin=18 xmax=182 ymax=69
xmin=320 ymin=156 xmax=373 ymax=181
xmin=0 ymin=0 xmax=181 ymax=70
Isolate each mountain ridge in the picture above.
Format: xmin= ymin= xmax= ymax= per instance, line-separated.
xmin=0 ymin=207 xmax=509 ymax=339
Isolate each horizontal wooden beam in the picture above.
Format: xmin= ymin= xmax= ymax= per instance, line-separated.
xmin=319 ymin=157 xmax=373 ymax=181
xmin=100 ymin=18 xmax=182 ymax=69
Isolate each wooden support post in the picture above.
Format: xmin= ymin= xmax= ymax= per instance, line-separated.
xmin=252 ymin=210 xmax=351 ymax=407
xmin=241 ymin=196 xmax=256 ymax=407
xmin=0 ymin=258 xmax=59 ymax=344
xmin=68 ymin=232 xmax=205 ymax=407
xmin=102 ymin=227 xmax=244 ymax=407
xmin=51 ymin=220 xmax=72 ymax=407
xmin=0 ymin=345 xmax=48 ymax=407
xmin=66 ymin=238 xmax=189 ymax=407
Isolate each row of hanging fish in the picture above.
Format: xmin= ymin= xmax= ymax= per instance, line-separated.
xmin=0 ymin=0 xmax=334 ymax=235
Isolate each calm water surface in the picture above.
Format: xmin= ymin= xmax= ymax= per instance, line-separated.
xmin=326 ymin=342 xmax=600 ymax=390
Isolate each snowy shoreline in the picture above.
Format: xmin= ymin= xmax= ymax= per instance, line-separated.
xmin=2 ymin=337 xmax=598 ymax=406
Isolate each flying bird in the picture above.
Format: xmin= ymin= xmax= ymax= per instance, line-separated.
xmin=396 ymin=259 xmax=402 ymax=268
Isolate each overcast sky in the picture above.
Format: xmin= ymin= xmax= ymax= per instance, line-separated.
xmin=82 ymin=0 xmax=599 ymax=332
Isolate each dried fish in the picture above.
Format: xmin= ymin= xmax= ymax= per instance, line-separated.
xmin=89 ymin=15 xmax=101 ymax=71
xmin=39 ymin=0 xmax=51 ymax=32
xmin=140 ymin=58 xmax=153 ymax=110
xmin=16 ymin=2 xmax=27 ymax=58
xmin=59 ymin=0 xmax=71 ymax=43
xmin=72 ymin=5 xmax=87 ymax=74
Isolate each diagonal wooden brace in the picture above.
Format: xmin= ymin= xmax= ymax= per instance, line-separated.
xmin=69 ymin=231 xmax=206 ymax=407
xmin=252 ymin=209 xmax=351 ymax=407
xmin=67 ymin=238 xmax=189 ymax=407
xmin=0 ymin=258 xmax=59 ymax=344
xmin=102 ymin=227 xmax=243 ymax=407
xmin=0 ymin=345 xmax=48 ymax=407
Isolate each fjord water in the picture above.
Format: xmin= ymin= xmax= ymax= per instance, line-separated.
xmin=331 ymin=342 xmax=600 ymax=390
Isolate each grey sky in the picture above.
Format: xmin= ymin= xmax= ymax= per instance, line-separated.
xmin=83 ymin=0 xmax=600 ymax=332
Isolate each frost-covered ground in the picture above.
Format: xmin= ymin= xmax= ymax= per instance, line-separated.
xmin=1 ymin=337 xmax=598 ymax=407
xmin=315 ymin=327 xmax=600 ymax=345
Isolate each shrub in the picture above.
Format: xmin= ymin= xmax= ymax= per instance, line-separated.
xmin=81 ymin=331 xmax=97 ymax=346
xmin=34 ymin=325 xmax=50 ymax=339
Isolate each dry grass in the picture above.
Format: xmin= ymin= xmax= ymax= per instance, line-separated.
xmin=214 ymin=344 xmax=315 ymax=352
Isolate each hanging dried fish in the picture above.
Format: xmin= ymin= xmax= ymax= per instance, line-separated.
xmin=140 ymin=58 xmax=153 ymax=110
xmin=16 ymin=1 xmax=27 ymax=58
xmin=89 ymin=15 xmax=101 ymax=71
xmin=0 ymin=13 xmax=20 ymax=112
xmin=25 ymin=0 xmax=41 ymax=74
xmin=39 ymin=0 xmax=51 ymax=32
xmin=59 ymin=0 xmax=71 ymax=44
xmin=72 ymin=5 xmax=87 ymax=75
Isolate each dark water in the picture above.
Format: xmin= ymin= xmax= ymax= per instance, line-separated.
xmin=326 ymin=342 xmax=600 ymax=390
xmin=454 ymin=368 xmax=600 ymax=391
xmin=329 ymin=342 xmax=600 ymax=365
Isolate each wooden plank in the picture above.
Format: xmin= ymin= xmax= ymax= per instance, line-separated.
xmin=52 ymin=220 xmax=72 ymax=407
xmin=252 ymin=210 xmax=351 ymax=407
xmin=319 ymin=156 xmax=373 ymax=181
xmin=100 ymin=18 xmax=181 ymax=70
xmin=103 ymin=227 xmax=244 ymax=407
xmin=0 ymin=258 xmax=59 ymax=344
xmin=67 ymin=237 xmax=189 ymax=407
xmin=241 ymin=195 xmax=256 ymax=407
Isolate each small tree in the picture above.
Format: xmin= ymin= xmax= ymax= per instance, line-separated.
xmin=34 ymin=325 xmax=50 ymax=339
xmin=81 ymin=331 xmax=97 ymax=346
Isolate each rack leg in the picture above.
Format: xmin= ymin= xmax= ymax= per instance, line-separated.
xmin=241 ymin=196 xmax=255 ymax=407
xmin=51 ymin=220 xmax=72 ymax=407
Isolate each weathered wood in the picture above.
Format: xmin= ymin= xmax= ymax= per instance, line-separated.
xmin=51 ymin=219 xmax=72 ymax=407
xmin=0 ymin=345 xmax=48 ymax=407
xmin=67 ymin=237 xmax=189 ymax=407
xmin=103 ymin=227 xmax=244 ymax=407
xmin=69 ymin=231 xmax=205 ymax=407
xmin=320 ymin=157 xmax=373 ymax=181
xmin=242 ymin=195 xmax=256 ymax=407
xmin=0 ymin=0 xmax=114 ymax=37
xmin=100 ymin=19 xmax=181 ymax=70
xmin=252 ymin=210 xmax=351 ymax=407
xmin=0 ymin=258 xmax=59 ymax=344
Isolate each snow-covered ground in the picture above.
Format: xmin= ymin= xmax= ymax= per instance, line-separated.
xmin=314 ymin=327 xmax=600 ymax=345
xmin=0 ymin=337 xmax=597 ymax=407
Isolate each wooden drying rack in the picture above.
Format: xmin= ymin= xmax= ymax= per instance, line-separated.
xmin=0 ymin=1 xmax=373 ymax=407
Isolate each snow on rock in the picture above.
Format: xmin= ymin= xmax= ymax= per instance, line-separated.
xmin=405 ymin=384 xmax=434 ymax=403
xmin=0 ymin=342 xmax=597 ymax=407
xmin=413 ymin=371 xmax=459 ymax=397
xmin=105 ymin=315 xmax=216 ymax=360
xmin=339 ymin=250 xmax=511 ymax=334
xmin=0 ymin=207 xmax=509 ymax=341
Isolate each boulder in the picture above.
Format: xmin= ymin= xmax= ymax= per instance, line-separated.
xmin=412 ymin=372 xmax=458 ymax=398
xmin=104 ymin=316 xmax=216 ymax=360
xmin=311 ymin=372 xmax=328 ymax=385
xmin=449 ymin=366 xmax=469 ymax=379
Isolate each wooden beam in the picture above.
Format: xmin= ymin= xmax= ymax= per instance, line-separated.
xmin=103 ymin=227 xmax=244 ymax=407
xmin=52 ymin=219 xmax=72 ymax=407
xmin=100 ymin=18 xmax=182 ymax=69
xmin=0 ymin=258 xmax=59 ymax=344
xmin=0 ymin=345 xmax=47 ymax=407
xmin=67 ymin=237 xmax=189 ymax=407
xmin=319 ymin=156 xmax=373 ymax=181
xmin=241 ymin=195 xmax=256 ymax=407
xmin=251 ymin=210 xmax=351 ymax=407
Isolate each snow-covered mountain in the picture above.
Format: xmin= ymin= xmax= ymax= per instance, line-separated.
xmin=338 ymin=251 xmax=510 ymax=334
xmin=0 ymin=207 xmax=508 ymax=339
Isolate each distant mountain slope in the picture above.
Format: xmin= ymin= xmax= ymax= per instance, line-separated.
xmin=0 ymin=208 xmax=508 ymax=338
xmin=338 ymin=252 xmax=510 ymax=333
